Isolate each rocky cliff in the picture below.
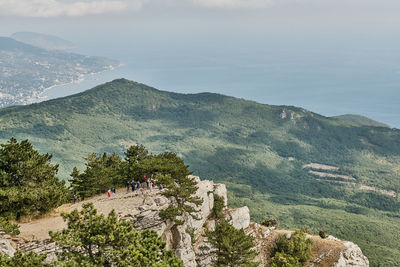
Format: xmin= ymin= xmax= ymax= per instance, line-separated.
xmin=1 ymin=176 xmax=369 ymax=266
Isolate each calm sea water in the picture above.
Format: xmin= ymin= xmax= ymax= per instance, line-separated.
xmin=45 ymin=36 xmax=400 ymax=129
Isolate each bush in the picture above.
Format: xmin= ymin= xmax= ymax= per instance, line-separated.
xmin=211 ymin=194 xmax=225 ymax=219
xmin=271 ymin=229 xmax=313 ymax=265
xmin=261 ymin=217 xmax=278 ymax=228
xmin=319 ymin=230 xmax=328 ymax=239
xmin=270 ymin=251 xmax=301 ymax=267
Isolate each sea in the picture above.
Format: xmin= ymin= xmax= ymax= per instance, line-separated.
xmin=44 ymin=35 xmax=400 ymax=129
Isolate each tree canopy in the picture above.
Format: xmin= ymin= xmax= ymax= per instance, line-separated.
xmin=49 ymin=202 xmax=183 ymax=267
xmin=205 ymin=219 xmax=258 ymax=267
xmin=69 ymin=146 xmax=203 ymax=225
xmin=69 ymin=152 xmax=124 ymax=198
xmin=0 ymin=138 xmax=68 ymax=221
xmin=0 ymin=251 xmax=47 ymax=267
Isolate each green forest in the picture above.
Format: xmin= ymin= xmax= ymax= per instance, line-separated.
xmin=0 ymin=79 xmax=399 ymax=266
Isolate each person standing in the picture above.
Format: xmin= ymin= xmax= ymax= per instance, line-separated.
xmin=126 ymin=181 xmax=130 ymax=192
xmin=131 ymin=181 xmax=135 ymax=192
xmin=107 ymin=189 xmax=111 ymax=197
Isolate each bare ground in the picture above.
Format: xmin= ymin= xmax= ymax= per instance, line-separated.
xmin=18 ymin=188 xmax=159 ymax=241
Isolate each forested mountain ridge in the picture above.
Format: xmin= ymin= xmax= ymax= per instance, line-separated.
xmin=332 ymin=114 xmax=390 ymax=128
xmin=10 ymin=32 xmax=76 ymax=51
xmin=0 ymin=79 xmax=399 ymax=266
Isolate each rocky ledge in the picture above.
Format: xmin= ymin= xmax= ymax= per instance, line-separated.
xmin=1 ymin=176 xmax=369 ymax=266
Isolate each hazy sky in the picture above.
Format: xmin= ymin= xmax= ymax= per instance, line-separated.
xmin=2 ymin=0 xmax=400 ymax=35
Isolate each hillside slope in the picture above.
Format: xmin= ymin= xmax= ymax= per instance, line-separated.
xmin=11 ymin=32 xmax=76 ymax=51
xmin=0 ymin=79 xmax=399 ymax=266
xmin=332 ymin=114 xmax=390 ymax=128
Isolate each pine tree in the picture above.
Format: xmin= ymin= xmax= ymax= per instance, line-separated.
xmin=49 ymin=202 xmax=183 ymax=267
xmin=69 ymin=152 xmax=124 ymax=198
xmin=0 ymin=251 xmax=47 ymax=266
xmin=0 ymin=138 xmax=68 ymax=221
xmin=124 ymin=144 xmax=148 ymax=164
xmin=138 ymin=152 xmax=202 ymax=224
xmin=205 ymin=220 xmax=258 ymax=267
xmin=123 ymin=144 xmax=149 ymax=182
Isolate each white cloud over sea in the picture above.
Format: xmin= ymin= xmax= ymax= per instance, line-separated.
xmin=189 ymin=0 xmax=273 ymax=8
xmin=0 ymin=0 xmax=276 ymax=18
xmin=0 ymin=0 xmax=138 ymax=17
xmin=1 ymin=0 xmax=399 ymax=18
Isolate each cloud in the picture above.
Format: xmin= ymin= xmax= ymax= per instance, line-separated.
xmin=0 ymin=0 xmax=139 ymax=17
xmin=189 ymin=0 xmax=273 ymax=8
xmin=0 ymin=0 xmax=279 ymax=18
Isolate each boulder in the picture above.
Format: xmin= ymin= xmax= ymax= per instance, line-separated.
xmin=226 ymin=206 xmax=250 ymax=229
xmin=0 ymin=238 xmax=15 ymax=257
xmin=334 ymin=241 xmax=369 ymax=267
xmin=213 ymin=184 xmax=228 ymax=207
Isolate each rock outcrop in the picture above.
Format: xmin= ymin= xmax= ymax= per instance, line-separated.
xmin=334 ymin=241 xmax=370 ymax=267
xmin=0 ymin=236 xmax=15 ymax=257
xmin=1 ymin=176 xmax=369 ymax=267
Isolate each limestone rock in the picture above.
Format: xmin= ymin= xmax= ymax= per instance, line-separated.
xmin=187 ymin=179 xmax=214 ymax=236
xmin=172 ymin=225 xmax=197 ymax=267
xmin=226 ymin=206 xmax=250 ymax=229
xmin=213 ymin=184 xmax=228 ymax=207
xmin=334 ymin=241 xmax=369 ymax=267
xmin=0 ymin=238 xmax=15 ymax=257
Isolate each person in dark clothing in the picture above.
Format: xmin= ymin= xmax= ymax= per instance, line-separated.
xmin=73 ymin=194 xmax=77 ymax=203
xmin=131 ymin=181 xmax=135 ymax=192
xmin=126 ymin=181 xmax=130 ymax=192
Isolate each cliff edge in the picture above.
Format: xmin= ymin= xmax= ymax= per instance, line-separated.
xmin=1 ymin=176 xmax=369 ymax=266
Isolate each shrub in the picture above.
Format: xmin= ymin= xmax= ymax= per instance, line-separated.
xmin=271 ymin=229 xmax=313 ymax=265
xmin=211 ymin=194 xmax=225 ymax=219
xmin=261 ymin=217 xmax=278 ymax=228
xmin=319 ymin=230 xmax=328 ymax=239
xmin=270 ymin=251 xmax=301 ymax=267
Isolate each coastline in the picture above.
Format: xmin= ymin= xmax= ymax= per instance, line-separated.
xmin=34 ymin=63 xmax=124 ymax=103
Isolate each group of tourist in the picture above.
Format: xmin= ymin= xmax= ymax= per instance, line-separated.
xmin=72 ymin=175 xmax=162 ymax=202
xmin=125 ymin=175 xmax=160 ymax=194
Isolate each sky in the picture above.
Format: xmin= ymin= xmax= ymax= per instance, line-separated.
xmin=1 ymin=0 xmax=400 ymax=127
xmin=1 ymin=0 xmax=400 ymax=33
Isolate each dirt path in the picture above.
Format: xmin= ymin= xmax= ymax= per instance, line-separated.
xmin=18 ymin=188 xmax=160 ymax=241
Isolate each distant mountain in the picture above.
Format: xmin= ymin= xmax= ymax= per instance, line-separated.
xmin=11 ymin=32 xmax=76 ymax=51
xmin=333 ymin=114 xmax=390 ymax=128
xmin=0 ymin=79 xmax=399 ymax=266
xmin=0 ymin=37 xmax=120 ymax=107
